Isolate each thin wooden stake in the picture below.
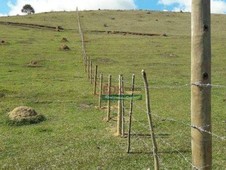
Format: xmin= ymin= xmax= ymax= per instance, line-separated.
xmin=127 ymin=74 xmax=135 ymax=153
xmin=99 ymin=74 xmax=103 ymax=109
xmin=86 ymin=56 xmax=90 ymax=78
xmin=116 ymin=74 xmax=122 ymax=136
xmin=93 ymin=65 xmax=98 ymax=95
xmin=107 ymin=74 xmax=112 ymax=121
xmin=142 ymin=70 xmax=159 ymax=170
xmin=84 ymin=56 xmax=87 ymax=73
xmin=121 ymin=75 xmax=125 ymax=136
xmin=90 ymin=60 xmax=93 ymax=84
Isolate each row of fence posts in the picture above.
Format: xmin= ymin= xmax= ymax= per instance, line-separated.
xmin=76 ymin=8 xmax=160 ymax=170
xmin=92 ymin=70 xmax=160 ymax=170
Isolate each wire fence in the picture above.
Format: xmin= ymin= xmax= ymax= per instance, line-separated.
xmin=76 ymin=9 xmax=226 ymax=169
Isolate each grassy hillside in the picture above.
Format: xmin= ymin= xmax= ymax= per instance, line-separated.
xmin=0 ymin=10 xmax=226 ymax=169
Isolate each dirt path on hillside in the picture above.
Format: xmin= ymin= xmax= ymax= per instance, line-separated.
xmin=89 ymin=30 xmax=167 ymax=37
xmin=0 ymin=21 xmax=63 ymax=31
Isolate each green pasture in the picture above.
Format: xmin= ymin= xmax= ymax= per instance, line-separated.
xmin=0 ymin=10 xmax=225 ymax=169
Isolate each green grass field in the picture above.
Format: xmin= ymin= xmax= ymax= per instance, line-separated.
xmin=0 ymin=10 xmax=226 ymax=169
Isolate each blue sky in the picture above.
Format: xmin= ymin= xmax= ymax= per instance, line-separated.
xmin=1 ymin=0 xmax=226 ymax=16
xmin=135 ymin=0 xmax=162 ymax=10
xmin=0 ymin=0 xmax=10 ymax=14
xmin=0 ymin=0 xmax=169 ymax=16
xmin=135 ymin=0 xmax=178 ymax=11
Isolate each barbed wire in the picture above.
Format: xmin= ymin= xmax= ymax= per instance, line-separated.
xmin=98 ymin=73 xmax=226 ymax=168
xmin=77 ymin=10 xmax=226 ymax=169
xmin=191 ymin=125 xmax=226 ymax=141
xmin=109 ymin=75 xmax=226 ymax=90
xmin=157 ymin=137 xmax=194 ymax=169
xmin=129 ymin=128 xmax=167 ymax=169
xmin=109 ymin=76 xmax=226 ymax=142
xmin=123 ymin=103 xmax=193 ymax=169
xmin=191 ymin=82 xmax=226 ymax=88
xmin=130 ymin=103 xmax=226 ymax=141
xmin=121 ymin=98 xmax=226 ymax=169
xmin=132 ymin=104 xmax=190 ymax=126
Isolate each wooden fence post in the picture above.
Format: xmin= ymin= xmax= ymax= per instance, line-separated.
xmin=87 ymin=56 xmax=90 ymax=79
xmin=99 ymin=74 xmax=103 ymax=108
xmin=121 ymin=75 xmax=125 ymax=136
xmin=116 ymin=74 xmax=122 ymax=136
xmin=84 ymin=55 xmax=87 ymax=73
xmin=142 ymin=70 xmax=159 ymax=170
xmin=93 ymin=65 xmax=98 ymax=95
xmin=107 ymin=74 xmax=112 ymax=121
xmin=90 ymin=60 xmax=93 ymax=84
xmin=127 ymin=74 xmax=135 ymax=153
xmin=191 ymin=0 xmax=212 ymax=169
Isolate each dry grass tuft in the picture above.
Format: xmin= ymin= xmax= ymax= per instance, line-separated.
xmin=27 ymin=60 xmax=42 ymax=67
xmin=7 ymin=106 xmax=45 ymax=125
xmin=61 ymin=37 xmax=69 ymax=42
xmin=60 ymin=44 xmax=70 ymax=51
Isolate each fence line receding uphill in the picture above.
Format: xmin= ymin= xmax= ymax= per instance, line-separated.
xmin=76 ymin=9 xmax=226 ymax=169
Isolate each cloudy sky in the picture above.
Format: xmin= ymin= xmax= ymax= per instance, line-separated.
xmin=0 ymin=0 xmax=226 ymax=16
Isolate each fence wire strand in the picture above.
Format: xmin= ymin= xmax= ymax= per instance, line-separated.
xmin=77 ymin=9 xmax=226 ymax=169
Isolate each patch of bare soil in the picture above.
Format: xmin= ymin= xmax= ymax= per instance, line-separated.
xmin=56 ymin=26 xmax=64 ymax=32
xmin=0 ymin=21 xmax=64 ymax=31
xmin=0 ymin=39 xmax=9 ymax=45
xmin=90 ymin=30 xmax=165 ymax=37
xmin=79 ymin=103 xmax=92 ymax=109
xmin=60 ymin=44 xmax=70 ymax=51
xmin=61 ymin=37 xmax=69 ymax=42
xmin=27 ymin=60 xmax=42 ymax=67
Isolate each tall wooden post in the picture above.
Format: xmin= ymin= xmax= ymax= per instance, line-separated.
xmin=116 ymin=74 xmax=122 ymax=136
xmin=90 ymin=60 xmax=93 ymax=84
xmin=127 ymin=74 xmax=135 ymax=153
xmin=87 ymin=56 xmax=90 ymax=78
xmin=121 ymin=75 xmax=125 ymax=136
xmin=93 ymin=65 xmax=98 ymax=95
xmin=191 ymin=0 xmax=212 ymax=169
xmin=107 ymin=74 xmax=112 ymax=121
xmin=99 ymin=74 xmax=103 ymax=109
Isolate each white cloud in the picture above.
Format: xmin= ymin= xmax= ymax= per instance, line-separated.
xmin=211 ymin=0 xmax=226 ymax=13
xmin=7 ymin=0 xmax=136 ymax=16
xmin=158 ymin=0 xmax=226 ymax=14
xmin=0 ymin=13 xmax=7 ymax=17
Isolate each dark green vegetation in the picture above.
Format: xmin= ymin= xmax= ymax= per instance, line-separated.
xmin=0 ymin=10 xmax=226 ymax=169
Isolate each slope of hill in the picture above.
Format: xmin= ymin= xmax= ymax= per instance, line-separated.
xmin=0 ymin=10 xmax=225 ymax=169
